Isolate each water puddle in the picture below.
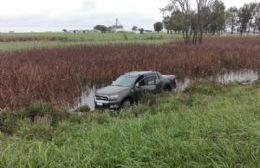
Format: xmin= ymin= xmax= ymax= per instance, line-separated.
xmin=71 ymin=69 xmax=259 ymax=111
xmin=216 ymin=69 xmax=259 ymax=85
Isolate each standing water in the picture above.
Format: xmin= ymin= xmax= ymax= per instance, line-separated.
xmin=71 ymin=86 xmax=96 ymax=111
xmin=216 ymin=69 xmax=259 ymax=85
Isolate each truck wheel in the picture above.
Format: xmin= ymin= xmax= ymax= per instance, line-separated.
xmin=163 ymin=85 xmax=172 ymax=92
xmin=121 ymin=98 xmax=132 ymax=108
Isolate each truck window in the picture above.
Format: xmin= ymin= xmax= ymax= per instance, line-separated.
xmin=136 ymin=76 xmax=145 ymax=86
xmin=136 ymin=74 xmax=156 ymax=86
xmin=156 ymin=72 xmax=161 ymax=79
xmin=144 ymin=75 xmax=156 ymax=85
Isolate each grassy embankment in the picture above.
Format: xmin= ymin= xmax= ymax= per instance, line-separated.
xmin=0 ymin=33 xmax=180 ymax=52
xmin=0 ymin=81 xmax=259 ymax=167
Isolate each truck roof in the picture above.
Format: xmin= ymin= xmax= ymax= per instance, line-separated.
xmin=124 ymin=71 xmax=154 ymax=77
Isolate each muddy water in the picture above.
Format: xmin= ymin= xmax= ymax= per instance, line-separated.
xmin=71 ymin=69 xmax=259 ymax=111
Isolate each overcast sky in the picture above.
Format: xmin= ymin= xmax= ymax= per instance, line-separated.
xmin=0 ymin=0 xmax=259 ymax=32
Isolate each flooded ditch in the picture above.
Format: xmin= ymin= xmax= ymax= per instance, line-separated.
xmin=71 ymin=69 xmax=259 ymax=111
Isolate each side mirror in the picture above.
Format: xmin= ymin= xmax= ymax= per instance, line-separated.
xmin=135 ymin=83 xmax=140 ymax=88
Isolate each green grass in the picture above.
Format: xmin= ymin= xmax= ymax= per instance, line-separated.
xmin=0 ymin=39 xmax=175 ymax=52
xmin=0 ymin=32 xmax=181 ymax=52
xmin=0 ymin=81 xmax=259 ymax=167
xmin=0 ymin=32 xmax=179 ymax=42
xmin=1 ymin=33 xmax=258 ymax=52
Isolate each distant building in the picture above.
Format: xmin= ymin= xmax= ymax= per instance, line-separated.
xmin=144 ymin=30 xmax=153 ymax=33
xmin=110 ymin=18 xmax=124 ymax=32
xmin=64 ymin=18 xmax=125 ymax=34
xmin=66 ymin=29 xmax=101 ymax=33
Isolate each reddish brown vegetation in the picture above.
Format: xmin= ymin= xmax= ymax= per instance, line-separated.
xmin=0 ymin=38 xmax=259 ymax=108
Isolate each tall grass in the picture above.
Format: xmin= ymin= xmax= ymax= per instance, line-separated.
xmin=0 ymin=38 xmax=259 ymax=109
xmin=0 ymin=82 xmax=259 ymax=167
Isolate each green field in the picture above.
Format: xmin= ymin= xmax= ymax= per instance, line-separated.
xmin=0 ymin=32 xmax=179 ymax=42
xmin=1 ymin=32 xmax=257 ymax=52
xmin=0 ymin=81 xmax=259 ymax=167
xmin=0 ymin=32 xmax=180 ymax=52
xmin=0 ymin=39 xmax=175 ymax=52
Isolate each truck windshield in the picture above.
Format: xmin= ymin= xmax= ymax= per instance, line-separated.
xmin=112 ymin=75 xmax=137 ymax=87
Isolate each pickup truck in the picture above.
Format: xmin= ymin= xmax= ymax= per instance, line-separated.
xmin=94 ymin=71 xmax=176 ymax=109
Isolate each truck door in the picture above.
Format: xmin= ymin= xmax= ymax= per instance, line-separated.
xmin=142 ymin=75 xmax=157 ymax=92
xmin=134 ymin=74 xmax=157 ymax=101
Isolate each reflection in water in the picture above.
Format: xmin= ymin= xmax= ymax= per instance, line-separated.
xmin=217 ymin=69 xmax=259 ymax=85
xmin=72 ymin=86 xmax=96 ymax=111
xmin=176 ymin=78 xmax=191 ymax=92
xmin=72 ymin=70 xmax=259 ymax=111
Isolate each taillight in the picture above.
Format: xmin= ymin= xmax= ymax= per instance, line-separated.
xmin=171 ymin=75 xmax=176 ymax=88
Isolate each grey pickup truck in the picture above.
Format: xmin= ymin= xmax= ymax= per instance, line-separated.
xmin=94 ymin=71 xmax=176 ymax=109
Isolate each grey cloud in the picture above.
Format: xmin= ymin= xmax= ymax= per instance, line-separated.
xmin=0 ymin=12 xmax=160 ymax=32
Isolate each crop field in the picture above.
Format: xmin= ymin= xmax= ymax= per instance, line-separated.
xmin=0 ymin=37 xmax=259 ymax=109
xmin=0 ymin=33 xmax=179 ymax=52
xmin=0 ymin=39 xmax=175 ymax=52
xmin=0 ymin=32 xmax=179 ymax=42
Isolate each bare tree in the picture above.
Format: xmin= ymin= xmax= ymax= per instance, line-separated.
xmin=164 ymin=0 xmax=212 ymax=44
xmin=165 ymin=0 xmax=193 ymax=43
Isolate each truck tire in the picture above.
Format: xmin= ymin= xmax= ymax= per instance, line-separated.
xmin=163 ymin=85 xmax=172 ymax=92
xmin=121 ymin=98 xmax=132 ymax=108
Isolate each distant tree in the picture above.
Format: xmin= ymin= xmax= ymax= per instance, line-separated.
xmin=139 ymin=28 xmax=144 ymax=34
xmin=238 ymin=4 xmax=252 ymax=35
xmin=248 ymin=3 xmax=260 ymax=34
xmin=163 ymin=10 xmax=185 ymax=34
xmin=94 ymin=25 xmax=108 ymax=33
xmin=171 ymin=0 xmax=193 ymax=43
xmin=62 ymin=29 xmax=68 ymax=33
xmin=226 ymin=7 xmax=238 ymax=34
xmin=170 ymin=10 xmax=185 ymax=33
xmin=107 ymin=26 xmax=113 ymax=32
xmin=163 ymin=16 xmax=171 ymax=34
xmin=132 ymin=26 xmax=138 ymax=31
xmin=257 ymin=17 xmax=260 ymax=32
xmin=209 ymin=0 xmax=226 ymax=35
xmin=196 ymin=0 xmax=212 ymax=43
xmin=162 ymin=0 xmax=193 ymax=43
xmin=163 ymin=0 xmax=212 ymax=44
xmin=154 ymin=22 xmax=163 ymax=33
xmin=256 ymin=3 xmax=260 ymax=33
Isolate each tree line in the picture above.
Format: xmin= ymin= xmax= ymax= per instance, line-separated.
xmin=161 ymin=0 xmax=260 ymax=44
